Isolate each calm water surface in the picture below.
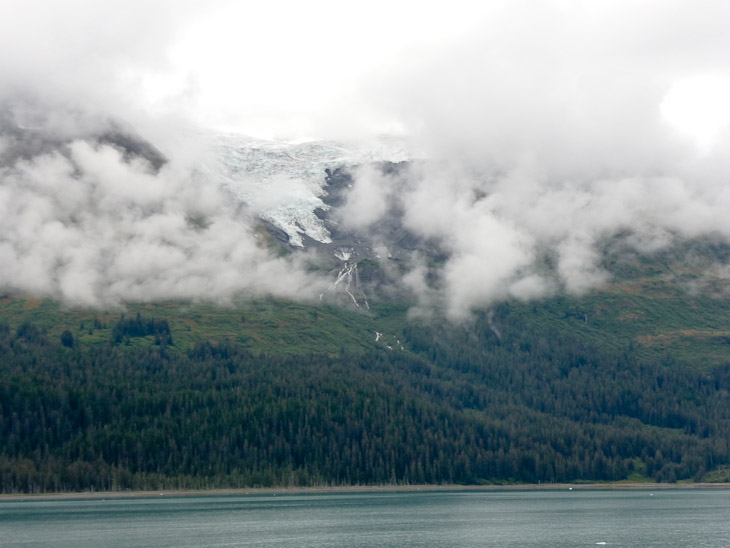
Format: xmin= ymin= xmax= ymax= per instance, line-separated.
xmin=1 ymin=489 xmax=729 ymax=547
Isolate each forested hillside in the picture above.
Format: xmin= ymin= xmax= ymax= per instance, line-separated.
xmin=2 ymin=297 xmax=730 ymax=493
xmin=5 ymin=0 xmax=730 ymax=499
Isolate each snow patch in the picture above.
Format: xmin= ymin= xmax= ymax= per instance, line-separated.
xmin=335 ymin=247 xmax=354 ymax=261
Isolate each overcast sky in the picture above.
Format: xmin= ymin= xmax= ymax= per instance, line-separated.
xmin=3 ymin=0 xmax=730 ymax=314
xmin=2 ymin=0 xmax=728 ymax=145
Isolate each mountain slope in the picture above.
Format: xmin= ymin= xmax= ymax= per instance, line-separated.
xmin=2 ymin=234 xmax=728 ymax=367
xmin=2 ymin=241 xmax=730 ymax=492
xmin=3 ymin=119 xmax=730 ymax=492
xmin=2 ymin=293 xmax=729 ymax=492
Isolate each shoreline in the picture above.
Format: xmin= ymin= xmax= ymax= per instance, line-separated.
xmin=3 ymin=482 xmax=730 ymax=502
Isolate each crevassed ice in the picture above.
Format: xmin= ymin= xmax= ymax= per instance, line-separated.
xmin=210 ymin=133 xmax=410 ymax=247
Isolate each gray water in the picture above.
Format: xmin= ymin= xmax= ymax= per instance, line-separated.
xmin=1 ymin=489 xmax=729 ymax=547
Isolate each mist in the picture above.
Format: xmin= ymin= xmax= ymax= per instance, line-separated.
xmin=3 ymin=0 xmax=730 ymax=315
xmin=0 ymin=123 xmax=325 ymax=306
xmin=338 ymin=0 xmax=730 ymax=318
xmin=0 ymin=0 xmax=332 ymax=306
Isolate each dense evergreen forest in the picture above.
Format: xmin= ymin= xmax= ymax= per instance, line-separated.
xmin=2 ymin=303 xmax=730 ymax=493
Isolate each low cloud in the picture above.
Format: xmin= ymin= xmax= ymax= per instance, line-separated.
xmin=0 ymin=132 xmax=325 ymax=306
xmin=344 ymin=161 xmax=730 ymax=318
xmin=338 ymin=164 xmax=394 ymax=231
xmin=332 ymin=0 xmax=730 ymax=318
xmin=5 ymin=0 xmax=730 ymax=317
xmin=0 ymin=0 xmax=330 ymax=307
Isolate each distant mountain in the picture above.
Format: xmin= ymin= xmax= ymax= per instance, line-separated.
xmin=0 ymin=106 xmax=166 ymax=171
xmin=3 ymin=117 xmax=730 ymax=492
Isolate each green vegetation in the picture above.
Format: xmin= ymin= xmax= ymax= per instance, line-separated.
xmin=0 ymin=296 xmax=410 ymax=357
xmin=702 ymin=466 xmax=730 ymax=483
xmin=1 ymin=241 xmax=730 ymax=493
xmin=2 ymin=239 xmax=729 ymax=369
xmin=1 ymin=300 xmax=729 ymax=493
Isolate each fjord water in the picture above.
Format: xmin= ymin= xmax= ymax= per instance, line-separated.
xmin=1 ymin=490 xmax=729 ymax=547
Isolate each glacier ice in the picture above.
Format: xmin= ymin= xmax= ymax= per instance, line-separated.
xmin=208 ymin=133 xmax=409 ymax=247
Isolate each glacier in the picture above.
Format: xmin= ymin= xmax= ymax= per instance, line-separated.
xmin=208 ymin=133 xmax=410 ymax=247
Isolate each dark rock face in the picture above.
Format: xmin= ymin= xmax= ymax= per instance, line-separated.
xmin=274 ymin=162 xmax=448 ymax=303
xmin=311 ymin=163 xmax=442 ymax=262
xmin=0 ymin=104 xmax=166 ymax=172
xmin=96 ymin=126 xmax=166 ymax=172
xmin=259 ymin=219 xmax=292 ymax=245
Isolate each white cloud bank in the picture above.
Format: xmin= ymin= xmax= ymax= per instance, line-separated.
xmin=3 ymin=0 xmax=730 ymax=315
xmin=338 ymin=0 xmax=730 ymax=318
xmin=0 ymin=0 xmax=330 ymax=306
xmin=0 ymin=138 xmax=325 ymax=306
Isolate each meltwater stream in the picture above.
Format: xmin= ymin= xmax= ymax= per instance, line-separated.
xmin=1 ymin=489 xmax=729 ymax=548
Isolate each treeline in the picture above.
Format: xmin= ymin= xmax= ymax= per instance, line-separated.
xmin=111 ymin=313 xmax=172 ymax=346
xmin=1 ymin=308 xmax=729 ymax=493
